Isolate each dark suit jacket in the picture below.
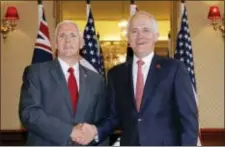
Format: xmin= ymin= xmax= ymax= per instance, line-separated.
xmin=19 ymin=59 xmax=107 ymax=145
xmin=97 ymin=55 xmax=199 ymax=146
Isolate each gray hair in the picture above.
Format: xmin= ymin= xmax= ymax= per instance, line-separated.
xmin=54 ymin=20 xmax=82 ymax=42
xmin=127 ymin=11 xmax=158 ymax=36
xmin=54 ymin=20 xmax=84 ymax=48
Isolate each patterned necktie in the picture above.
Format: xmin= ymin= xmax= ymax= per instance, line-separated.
xmin=136 ymin=59 xmax=145 ymax=112
xmin=67 ymin=67 xmax=78 ymax=113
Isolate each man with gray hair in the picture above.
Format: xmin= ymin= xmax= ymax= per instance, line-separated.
xmin=76 ymin=11 xmax=199 ymax=146
xmin=19 ymin=20 xmax=107 ymax=145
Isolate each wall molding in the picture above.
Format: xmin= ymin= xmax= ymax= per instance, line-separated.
xmin=200 ymin=128 xmax=225 ymax=146
xmin=0 ymin=129 xmax=27 ymax=146
xmin=0 ymin=128 xmax=224 ymax=145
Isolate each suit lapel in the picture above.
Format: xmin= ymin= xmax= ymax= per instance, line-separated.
xmin=125 ymin=59 xmax=137 ymax=110
xmin=73 ymin=65 xmax=89 ymax=122
xmin=49 ymin=59 xmax=73 ymax=115
xmin=139 ymin=55 xmax=163 ymax=113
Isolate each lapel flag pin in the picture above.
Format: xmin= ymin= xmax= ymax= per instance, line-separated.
xmin=156 ymin=64 xmax=161 ymax=69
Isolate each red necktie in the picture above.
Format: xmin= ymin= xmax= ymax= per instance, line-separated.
xmin=68 ymin=67 xmax=78 ymax=113
xmin=136 ymin=59 xmax=145 ymax=112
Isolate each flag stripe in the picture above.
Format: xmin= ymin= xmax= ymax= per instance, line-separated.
xmin=35 ymin=38 xmax=51 ymax=48
xmin=40 ymin=21 xmax=50 ymax=40
xmin=35 ymin=43 xmax=52 ymax=51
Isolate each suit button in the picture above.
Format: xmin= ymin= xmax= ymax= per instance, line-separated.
xmin=138 ymin=118 xmax=142 ymax=122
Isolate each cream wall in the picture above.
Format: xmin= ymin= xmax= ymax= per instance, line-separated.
xmin=1 ymin=1 xmax=55 ymax=129
xmin=1 ymin=1 xmax=224 ymax=129
xmin=186 ymin=1 xmax=224 ymax=128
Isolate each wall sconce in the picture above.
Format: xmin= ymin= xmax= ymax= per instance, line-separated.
xmin=207 ymin=6 xmax=224 ymax=37
xmin=1 ymin=6 xmax=19 ymax=39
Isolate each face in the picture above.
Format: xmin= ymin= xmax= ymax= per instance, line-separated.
xmin=56 ymin=23 xmax=82 ymax=58
xmin=128 ymin=14 xmax=159 ymax=58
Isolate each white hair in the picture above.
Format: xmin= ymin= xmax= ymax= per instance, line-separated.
xmin=126 ymin=11 xmax=158 ymax=36
xmin=54 ymin=20 xmax=84 ymax=48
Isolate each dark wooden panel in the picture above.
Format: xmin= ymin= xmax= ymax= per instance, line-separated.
xmin=200 ymin=128 xmax=225 ymax=146
xmin=0 ymin=128 xmax=224 ymax=146
xmin=0 ymin=129 xmax=27 ymax=146
xmin=112 ymin=128 xmax=225 ymax=146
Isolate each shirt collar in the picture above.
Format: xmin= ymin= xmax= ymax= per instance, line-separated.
xmin=58 ymin=57 xmax=79 ymax=75
xmin=133 ymin=51 xmax=154 ymax=66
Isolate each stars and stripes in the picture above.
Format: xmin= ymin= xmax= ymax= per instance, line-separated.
xmin=32 ymin=0 xmax=53 ymax=64
xmin=174 ymin=4 xmax=202 ymax=146
xmin=97 ymin=33 xmax=105 ymax=77
xmin=174 ymin=5 xmax=197 ymax=91
xmin=80 ymin=8 xmax=105 ymax=76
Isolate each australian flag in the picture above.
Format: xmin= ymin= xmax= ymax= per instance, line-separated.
xmin=80 ymin=8 xmax=105 ymax=76
xmin=174 ymin=5 xmax=197 ymax=91
xmin=31 ymin=0 xmax=53 ymax=64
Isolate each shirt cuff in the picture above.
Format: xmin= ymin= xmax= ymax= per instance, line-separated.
xmin=94 ymin=134 xmax=99 ymax=142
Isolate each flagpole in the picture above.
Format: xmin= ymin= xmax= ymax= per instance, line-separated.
xmin=181 ymin=0 xmax=185 ymax=17
xmin=37 ymin=0 xmax=42 ymax=4
xmin=178 ymin=0 xmax=185 ymax=32
xmin=130 ymin=0 xmax=136 ymax=16
xmin=86 ymin=0 xmax=91 ymax=20
xmin=37 ymin=0 xmax=42 ymax=26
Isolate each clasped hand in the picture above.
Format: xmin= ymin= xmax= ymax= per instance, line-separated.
xmin=70 ymin=123 xmax=97 ymax=145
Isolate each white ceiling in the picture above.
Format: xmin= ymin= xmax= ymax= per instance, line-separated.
xmin=62 ymin=1 xmax=170 ymax=21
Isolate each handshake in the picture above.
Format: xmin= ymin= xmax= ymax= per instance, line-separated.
xmin=70 ymin=123 xmax=98 ymax=145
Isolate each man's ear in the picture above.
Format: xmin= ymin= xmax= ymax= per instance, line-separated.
xmin=79 ymin=32 xmax=84 ymax=49
xmin=55 ymin=43 xmax=58 ymax=50
xmin=54 ymin=37 xmax=58 ymax=49
xmin=80 ymin=37 xmax=85 ymax=49
xmin=127 ymin=33 xmax=131 ymax=44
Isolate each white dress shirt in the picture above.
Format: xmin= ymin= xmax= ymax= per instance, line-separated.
xmin=58 ymin=57 xmax=80 ymax=91
xmin=132 ymin=52 xmax=154 ymax=97
xmin=58 ymin=58 xmax=99 ymax=143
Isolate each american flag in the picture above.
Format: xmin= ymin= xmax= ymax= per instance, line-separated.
xmin=98 ymin=40 xmax=105 ymax=77
xmin=96 ymin=33 xmax=105 ymax=77
xmin=80 ymin=8 xmax=105 ymax=76
xmin=31 ymin=0 xmax=53 ymax=64
xmin=174 ymin=5 xmax=196 ymax=91
xmin=174 ymin=4 xmax=202 ymax=146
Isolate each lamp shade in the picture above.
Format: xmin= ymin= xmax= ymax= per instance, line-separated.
xmin=208 ymin=6 xmax=221 ymax=20
xmin=4 ymin=6 xmax=19 ymax=20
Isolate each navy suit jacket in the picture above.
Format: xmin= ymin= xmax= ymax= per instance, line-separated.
xmin=97 ymin=55 xmax=199 ymax=145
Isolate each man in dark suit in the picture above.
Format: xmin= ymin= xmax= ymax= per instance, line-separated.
xmin=76 ymin=11 xmax=199 ymax=146
xmin=19 ymin=20 xmax=107 ymax=145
